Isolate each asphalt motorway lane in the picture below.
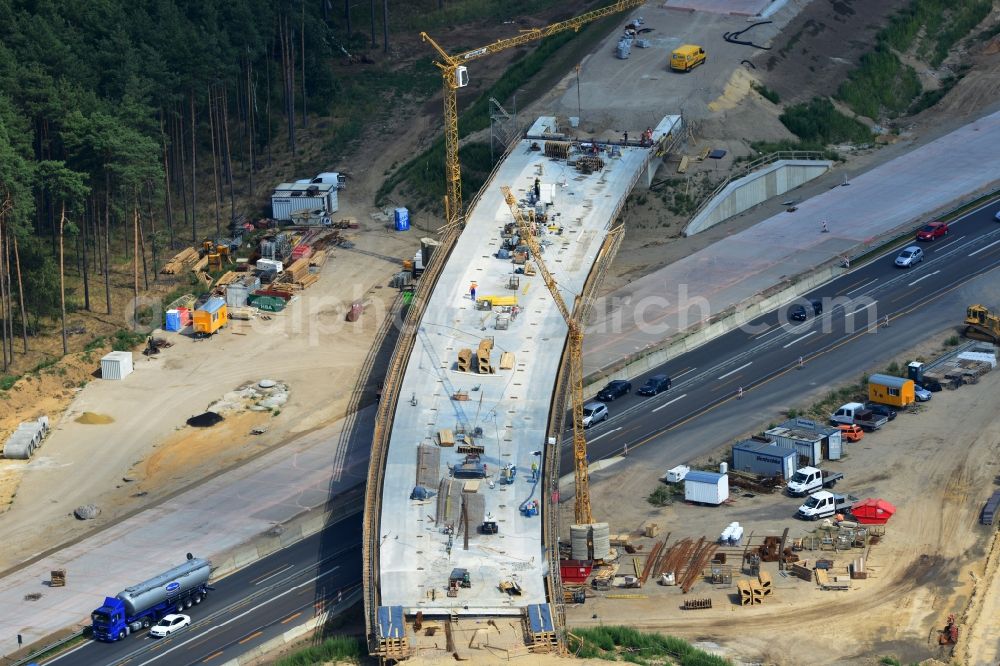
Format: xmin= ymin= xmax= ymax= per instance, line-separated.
xmin=567 ymin=199 xmax=1000 ymax=475
xmin=46 ymin=513 xmax=362 ymax=666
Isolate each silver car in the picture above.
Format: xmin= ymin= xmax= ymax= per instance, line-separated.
xmin=582 ymin=402 xmax=608 ymax=428
xmin=894 ymin=246 xmax=923 ymax=268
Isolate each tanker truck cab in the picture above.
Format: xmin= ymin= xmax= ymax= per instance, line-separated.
xmin=91 ymin=555 xmax=211 ymax=641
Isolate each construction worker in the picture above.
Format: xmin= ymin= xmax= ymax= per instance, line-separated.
xmin=531 ymin=462 xmax=538 ymax=481
xmin=737 ymin=386 xmax=744 ymax=400
xmin=534 ymin=177 xmax=541 ymax=200
xmin=798 ymin=356 xmax=804 ymax=370
xmin=821 ymin=220 xmax=829 ymax=233
xmin=623 ymin=131 xmax=629 ymax=145
xmin=470 ymin=281 xmax=477 ymax=301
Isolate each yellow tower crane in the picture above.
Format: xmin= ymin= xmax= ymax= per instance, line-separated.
xmin=501 ymin=185 xmax=594 ymax=525
xmin=422 ymin=0 xmax=646 ymax=232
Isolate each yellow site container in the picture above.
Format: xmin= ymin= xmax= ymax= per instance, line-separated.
xmin=193 ymin=296 xmax=228 ymax=335
xmin=867 ymin=374 xmax=914 ymax=407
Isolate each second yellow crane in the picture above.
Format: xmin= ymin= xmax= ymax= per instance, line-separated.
xmin=501 ymin=185 xmax=594 ymax=525
xmin=422 ymin=0 xmax=646 ymax=232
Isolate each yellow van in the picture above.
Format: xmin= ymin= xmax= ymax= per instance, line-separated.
xmin=670 ymin=44 xmax=706 ymax=72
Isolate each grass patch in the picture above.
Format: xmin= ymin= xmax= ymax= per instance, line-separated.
xmin=836 ymin=47 xmax=921 ymax=119
xmin=945 ymin=335 xmax=960 ymax=347
xmin=112 ymin=329 xmax=147 ymax=351
xmin=647 ymin=484 xmax=679 ymax=507
xmin=570 ymin=626 xmax=730 ymax=665
xmin=0 ymin=375 xmax=17 ymax=390
xmin=777 ymin=98 xmax=872 ymax=144
xmin=751 ymin=81 xmax=780 ymax=104
xmin=271 ymin=634 xmax=364 ymax=666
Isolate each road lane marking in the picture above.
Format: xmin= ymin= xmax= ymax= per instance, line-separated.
xmin=782 ymin=330 xmax=817 ymax=348
xmin=671 ymin=367 xmax=696 ymax=380
xmin=652 ymin=394 xmax=687 ymax=412
xmin=969 ymin=239 xmax=1000 ymax=256
xmin=845 ymin=278 xmax=878 ymax=295
xmin=202 ymin=651 xmax=224 ymax=662
xmin=754 ymin=326 xmax=782 ymax=340
xmin=140 ymin=567 xmax=340 ymax=664
xmin=252 ymin=563 xmax=294 ymax=586
xmin=845 ymin=300 xmax=877 ymax=316
xmin=587 ymin=427 xmax=621 ymax=443
xmin=932 ymin=237 xmax=962 ymax=252
xmin=717 ymin=362 xmax=752 ymax=380
xmin=281 ymin=612 xmax=302 ymax=625
xmin=616 ymin=253 xmax=1000 ymax=459
xmin=238 ymin=631 xmax=263 ymax=644
xmin=908 ymin=270 xmax=940 ymax=286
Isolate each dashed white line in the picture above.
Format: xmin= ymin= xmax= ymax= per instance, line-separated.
xmin=253 ymin=564 xmax=295 ymax=586
xmin=969 ymin=239 xmax=1000 ymax=256
xmin=717 ymin=362 xmax=752 ymax=380
xmin=932 ymin=237 xmax=962 ymax=252
xmin=907 ymin=270 xmax=940 ymax=287
xmin=845 ymin=300 xmax=878 ymax=316
xmin=782 ymin=330 xmax=818 ymax=348
xmin=652 ymin=394 xmax=688 ymax=412
xmin=671 ymin=367 xmax=697 ymax=380
xmin=845 ymin=278 xmax=878 ymax=295
xmin=587 ymin=427 xmax=621 ymax=443
xmin=753 ymin=325 xmax=782 ymax=340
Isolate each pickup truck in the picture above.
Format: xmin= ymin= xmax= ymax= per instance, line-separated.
xmin=796 ymin=491 xmax=860 ymax=520
xmin=830 ymin=402 xmax=888 ymax=431
xmin=786 ymin=466 xmax=844 ymax=497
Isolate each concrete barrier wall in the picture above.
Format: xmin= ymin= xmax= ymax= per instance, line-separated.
xmin=684 ymin=160 xmax=832 ymax=236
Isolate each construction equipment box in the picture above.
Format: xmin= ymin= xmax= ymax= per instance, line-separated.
xmin=193 ymin=296 xmax=228 ymax=335
xmin=867 ymin=374 xmax=915 ymax=408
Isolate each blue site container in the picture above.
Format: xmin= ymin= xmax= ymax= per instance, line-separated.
xmin=164 ymin=309 xmax=181 ymax=332
xmin=394 ymin=207 xmax=410 ymax=231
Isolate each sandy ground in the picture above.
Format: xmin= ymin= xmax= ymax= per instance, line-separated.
xmin=0 ymin=220 xmax=417 ymax=572
xmin=568 ymin=331 xmax=1000 ymax=665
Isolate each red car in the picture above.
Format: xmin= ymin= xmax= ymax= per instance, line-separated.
xmin=916 ymin=221 xmax=948 ymax=241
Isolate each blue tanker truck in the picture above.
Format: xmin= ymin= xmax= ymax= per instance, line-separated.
xmin=90 ymin=555 xmax=211 ymax=641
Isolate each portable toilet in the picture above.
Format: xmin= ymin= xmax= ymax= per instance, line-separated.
xmin=394 ymin=207 xmax=410 ymax=231
xmin=867 ymin=374 xmax=915 ymax=408
xmin=193 ymin=297 xmax=228 ymax=336
xmin=164 ymin=309 xmax=182 ymax=332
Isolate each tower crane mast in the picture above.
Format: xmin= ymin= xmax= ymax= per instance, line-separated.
xmin=422 ymin=0 xmax=646 ymax=232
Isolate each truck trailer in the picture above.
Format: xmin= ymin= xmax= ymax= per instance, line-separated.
xmin=91 ymin=555 xmax=211 ymax=641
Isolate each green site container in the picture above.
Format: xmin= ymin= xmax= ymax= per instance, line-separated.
xmin=247 ymin=294 xmax=286 ymax=312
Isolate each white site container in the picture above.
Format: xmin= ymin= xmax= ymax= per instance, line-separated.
xmin=256 ymin=258 xmax=284 ymax=274
xmin=683 ymin=471 xmax=729 ymax=505
xmin=663 ymin=465 xmax=690 ymax=483
xmin=101 ymin=351 xmax=134 ymax=380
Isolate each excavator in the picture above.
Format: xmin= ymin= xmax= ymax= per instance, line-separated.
xmin=963 ymin=304 xmax=1000 ymax=343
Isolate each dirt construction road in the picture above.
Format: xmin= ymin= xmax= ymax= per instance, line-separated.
xmin=0 ymin=222 xmax=415 ymax=572
xmin=570 ymin=353 xmax=1000 ymax=665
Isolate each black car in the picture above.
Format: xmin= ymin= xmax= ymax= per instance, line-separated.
xmin=790 ymin=299 xmax=823 ymax=322
xmin=921 ymin=378 xmax=943 ymax=392
xmin=865 ymin=403 xmax=897 ymax=421
xmin=596 ymin=379 xmax=631 ymax=402
xmin=636 ymin=374 xmax=672 ymax=396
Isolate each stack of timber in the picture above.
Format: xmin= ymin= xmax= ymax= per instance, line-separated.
xmin=309 ymin=250 xmax=328 ymax=268
xmin=160 ymin=247 xmax=199 ymax=275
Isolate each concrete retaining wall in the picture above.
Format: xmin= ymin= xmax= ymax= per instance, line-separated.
xmin=684 ymin=160 xmax=832 ymax=236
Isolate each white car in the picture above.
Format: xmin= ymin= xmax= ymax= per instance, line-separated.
xmin=582 ymin=402 xmax=608 ymax=428
xmin=914 ymin=385 xmax=932 ymax=402
xmin=894 ymin=246 xmax=923 ymax=268
xmin=150 ymin=614 xmax=191 ymax=638
xmin=994 ymin=210 xmax=1000 ymax=221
